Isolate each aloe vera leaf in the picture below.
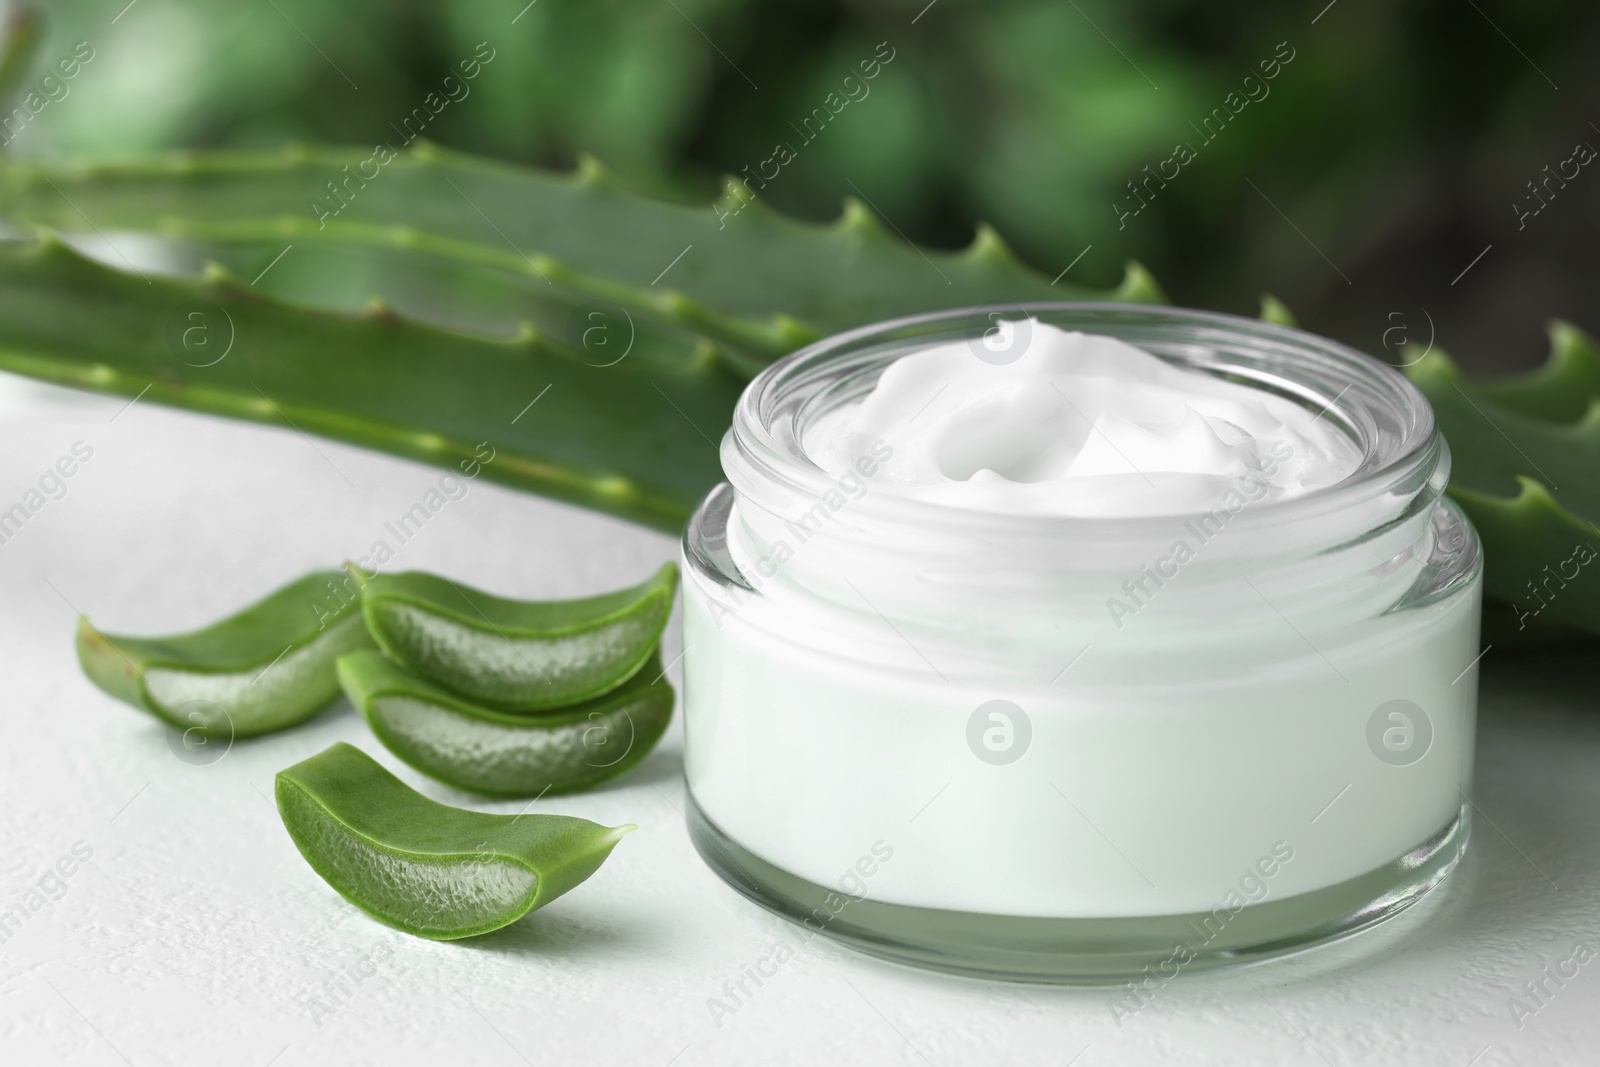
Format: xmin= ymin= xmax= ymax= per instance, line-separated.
xmin=75 ymin=570 xmax=373 ymax=738
xmin=275 ymin=742 xmax=633 ymax=939
xmin=338 ymin=650 xmax=673 ymax=798
xmin=0 ymin=144 xmax=1164 ymax=355
xmin=354 ymin=563 xmax=677 ymax=710
xmin=122 ymin=217 xmax=785 ymax=370
xmin=1405 ymin=329 xmax=1600 ymax=634
xmin=0 ymin=233 xmax=740 ymax=530
xmin=141 ymin=235 xmax=762 ymax=379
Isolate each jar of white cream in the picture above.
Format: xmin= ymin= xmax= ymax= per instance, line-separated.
xmin=680 ymin=304 xmax=1481 ymax=981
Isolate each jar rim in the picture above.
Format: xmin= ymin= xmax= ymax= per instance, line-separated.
xmin=725 ymin=302 xmax=1441 ymax=538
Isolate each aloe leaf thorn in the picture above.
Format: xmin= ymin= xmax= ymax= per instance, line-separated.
xmin=1407 ymin=321 xmax=1600 ymax=636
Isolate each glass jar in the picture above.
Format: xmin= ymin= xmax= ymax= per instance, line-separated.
xmin=680 ymin=304 xmax=1481 ymax=982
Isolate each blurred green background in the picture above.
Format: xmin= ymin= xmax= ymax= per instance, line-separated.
xmin=7 ymin=0 xmax=1597 ymax=373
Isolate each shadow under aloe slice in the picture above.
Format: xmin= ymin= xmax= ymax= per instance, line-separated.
xmin=337 ymin=650 xmax=673 ymax=798
xmin=275 ymin=742 xmax=633 ymax=939
xmin=352 ymin=562 xmax=677 ymax=711
xmin=75 ymin=570 xmax=373 ymax=738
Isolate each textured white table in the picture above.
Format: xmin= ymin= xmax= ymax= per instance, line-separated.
xmin=0 ymin=380 xmax=1595 ymax=1067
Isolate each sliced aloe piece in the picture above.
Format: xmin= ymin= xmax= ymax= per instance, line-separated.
xmin=354 ymin=563 xmax=677 ymax=710
xmin=338 ymin=651 xmax=672 ymax=797
xmin=75 ymin=570 xmax=373 ymax=738
xmin=275 ymin=742 xmax=633 ymax=939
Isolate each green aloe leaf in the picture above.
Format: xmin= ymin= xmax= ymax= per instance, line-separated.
xmin=1405 ymin=320 xmax=1600 ymax=635
xmin=75 ymin=570 xmax=373 ymax=738
xmin=275 ymin=742 xmax=633 ymax=939
xmin=100 ymin=234 xmax=746 ymax=377
xmin=0 ymin=143 xmax=1162 ymax=361
xmin=0 ymin=233 xmax=739 ymax=530
xmin=338 ymin=650 xmax=673 ymax=798
xmin=353 ymin=563 xmax=677 ymax=710
xmin=1453 ymin=320 xmax=1600 ymax=422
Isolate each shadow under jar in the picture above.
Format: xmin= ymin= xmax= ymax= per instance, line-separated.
xmin=680 ymin=304 xmax=1481 ymax=983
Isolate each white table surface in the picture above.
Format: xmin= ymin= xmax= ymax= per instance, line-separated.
xmin=0 ymin=379 xmax=1595 ymax=1067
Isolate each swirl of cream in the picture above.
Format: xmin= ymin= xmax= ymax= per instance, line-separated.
xmin=803 ymin=321 xmax=1362 ymax=517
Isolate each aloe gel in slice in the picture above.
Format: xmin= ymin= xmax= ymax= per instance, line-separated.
xmin=76 ymin=570 xmax=373 ymax=738
xmin=275 ymin=742 xmax=633 ymax=939
xmin=337 ymin=650 xmax=673 ymax=797
xmin=353 ymin=562 xmax=677 ymax=710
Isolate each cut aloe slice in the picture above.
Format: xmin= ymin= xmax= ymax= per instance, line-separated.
xmin=354 ymin=563 xmax=677 ymax=710
xmin=338 ymin=651 xmax=672 ymax=797
xmin=275 ymin=742 xmax=633 ymax=939
xmin=76 ymin=570 xmax=373 ymax=738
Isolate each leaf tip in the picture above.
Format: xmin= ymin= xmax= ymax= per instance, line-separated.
xmin=1547 ymin=318 xmax=1599 ymax=370
xmin=28 ymin=224 xmax=68 ymax=253
xmin=1403 ymin=344 xmax=1459 ymax=387
xmin=654 ymin=290 xmax=696 ymax=318
xmin=363 ymin=296 xmax=401 ymax=324
xmin=1259 ymin=294 xmax=1298 ymax=328
xmin=835 ymin=197 xmax=880 ymax=236
xmin=683 ymin=336 xmax=723 ymax=373
xmin=1574 ymin=397 xmax=1600 ymax=436
xmin=528 ymin=253 xmax=561 ymax=280
xmin=592 ymin=475 xmax=638 ymax=502
xmin=771 ymin=313 xmax=819 ymax=348
xmin=1113 ymin=260 xmax=1167 ymax=304
xmin=414 ymin=431 xmax=450 ymax=455
xmin=962 ymin=222 xmax=1017 ymax=266
xmin=575 ymin=153 xmax=615 ymax=188
xmin=713 ymin=175 xmax=760 ymax=216
xmin=1508 ymin=474 xmax=1562 ymax=513
xmin=408 ymin=138 xmax=442 ymax=163
xmin=202 ymin=260 xmax=247 ymax=290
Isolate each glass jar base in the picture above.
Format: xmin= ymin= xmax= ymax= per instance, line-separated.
xmin=687 ymin=794 xmax=1469 ymax=984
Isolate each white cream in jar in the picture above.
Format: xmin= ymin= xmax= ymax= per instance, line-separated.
xmin=681 ymin=306 xmax=1482 ymax=979
xmin=803 ymin=322 xmax=1362 ymax=516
